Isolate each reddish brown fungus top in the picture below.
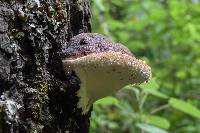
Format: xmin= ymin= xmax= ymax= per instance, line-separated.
xmin=61 ymin=33 xmax=133 ymax=59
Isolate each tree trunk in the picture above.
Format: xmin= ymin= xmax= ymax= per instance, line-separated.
xmin=0 ymin=0 xmax=91 ymax=132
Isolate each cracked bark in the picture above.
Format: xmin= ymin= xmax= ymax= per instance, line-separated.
xmin=0 ymin=0 xmax=91 ymax=132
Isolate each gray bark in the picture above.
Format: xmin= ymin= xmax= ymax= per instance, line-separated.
xmin=0 ymin=0 xmax=91 ymax=132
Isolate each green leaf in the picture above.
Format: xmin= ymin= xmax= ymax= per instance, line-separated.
xmin=145 ymin=115 xmax=170 ymax=129
xmin=94 ymin=96 xmax=119 ymax=105
xmin=139 ymin=78 xmax=168 ymax=99
xmin=139 ymin=78 xmax=159 ymax=90
xmin=94 ymin=0 xmax=105 ymax=11
xmin=111 ymin=1 xmax=123 ymax=6
xmin=136 ymin=123 xmax=169 ymax=133
xmin=169 ymin=98 xmax=200 ymax=119
xmin=144 ymin=89 xmax=169 ymax=99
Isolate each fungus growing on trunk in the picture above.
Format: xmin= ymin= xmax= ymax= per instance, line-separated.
xmin=62 ymin=33 xmax=152 ymax=113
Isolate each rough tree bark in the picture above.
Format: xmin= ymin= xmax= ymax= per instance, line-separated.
xmin=0 ymin=0 xmax=91 ymax=132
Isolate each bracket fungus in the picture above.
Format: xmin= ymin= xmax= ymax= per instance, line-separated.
xmin=62 ymin=33 xmax=151 ymax=114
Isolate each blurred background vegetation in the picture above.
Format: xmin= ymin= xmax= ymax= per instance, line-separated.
xmin=89 ymin=0 xmax=200 ymax=133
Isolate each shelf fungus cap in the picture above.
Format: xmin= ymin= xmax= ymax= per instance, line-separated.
xmin=62 ymin=33 xmax=151 ymax=114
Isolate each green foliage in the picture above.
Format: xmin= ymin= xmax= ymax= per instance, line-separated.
xmin=169 ymin=98 xmax=200 ymax=119
xmin=136 ymin=123 xmax=169 ymax=133
xmin=144 ymin=115 xmax=170 ymax=129
xmin=90 ymin=0 xmax=200 ymax=133
xmin=94 ymin=96 xmax=119 ymax=105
